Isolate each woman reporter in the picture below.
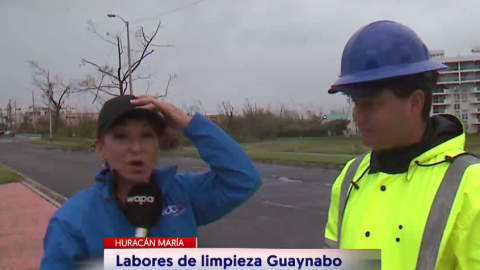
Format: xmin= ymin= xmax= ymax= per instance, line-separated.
xmin=40 ymin=95 xmax=262 ymax=269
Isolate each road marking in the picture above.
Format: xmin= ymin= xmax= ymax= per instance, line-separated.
xmin=278 ymin=176 xmax=303 ymax=183
xmin=257 ymin=200 xmax=325 ymax=214
xmin=324 ymin=183 xmax=333 ymax=186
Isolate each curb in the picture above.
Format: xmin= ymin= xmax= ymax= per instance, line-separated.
xmin=1 ymin=164 xmax=66 ymax=208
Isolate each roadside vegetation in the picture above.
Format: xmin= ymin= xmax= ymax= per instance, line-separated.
xmin=19 ymin=101 xmax=355 ymax=166
xmin=13 ymin=100 xmax=480 ymax=166
xmin=0 ymin=163 xmax=23 ymax=185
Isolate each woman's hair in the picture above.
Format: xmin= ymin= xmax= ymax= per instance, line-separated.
xmin=96 ymin=110 xmax=180 ymax=151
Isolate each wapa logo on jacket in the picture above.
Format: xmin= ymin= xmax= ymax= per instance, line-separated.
xmin=127 ymin=196 xmax=155 ymax=205
xmin=162 ymin=201 xmax=187 ymax=217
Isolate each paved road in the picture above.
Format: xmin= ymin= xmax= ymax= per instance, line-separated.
xmin=0 ymin=138 xmax=342 ymax=248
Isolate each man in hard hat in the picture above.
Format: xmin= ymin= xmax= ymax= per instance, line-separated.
xmin=324 ymin=20 xmax=480 ymax=270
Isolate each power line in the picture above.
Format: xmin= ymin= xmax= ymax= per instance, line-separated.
xmin=131 ymin=0 xmax=208 ymax=24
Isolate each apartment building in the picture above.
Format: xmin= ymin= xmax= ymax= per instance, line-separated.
xmin=430 ymin=48 xmax=480 ymax=133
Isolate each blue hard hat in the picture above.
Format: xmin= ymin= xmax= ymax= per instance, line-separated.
xmin=329 ymin=20 xmax=447 ymax=94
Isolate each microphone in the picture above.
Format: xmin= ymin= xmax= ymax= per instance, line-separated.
xmin=123 ymin=183 xmax=164 ymax=237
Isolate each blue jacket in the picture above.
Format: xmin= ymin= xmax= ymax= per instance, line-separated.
xmin=40 ymin=113 xmax=262 ymax=269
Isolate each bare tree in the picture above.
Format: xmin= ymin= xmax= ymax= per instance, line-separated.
xmin=217 ymin=101 xmax=235 ymax=130
xmin=77 ymin=19 xmax=173 ymax=103
xmin=243 ymin=98 xmax=256 ymax=119
xmin=182 ymin=100 xmax=206 ymax=116
xmin=28 ymin=60 xmax=72 ymax=133
xmin=146 ymin=73 xmax=177 ymax=100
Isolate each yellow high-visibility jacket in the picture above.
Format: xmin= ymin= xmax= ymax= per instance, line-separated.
xmin=325 ymin=126 xmax=480 ymax=270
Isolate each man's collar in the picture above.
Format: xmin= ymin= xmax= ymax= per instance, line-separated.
xmin=369 ymin=121 xmax=432 ymax=174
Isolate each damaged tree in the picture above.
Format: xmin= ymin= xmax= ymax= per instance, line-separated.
xmin=28 ymin=60 xmax=72 ymax=134
xmin=217 ymin=101 xmax=235 ymax=131
xmin=145 ymin=73 xmax=177 ymax=100
xmin=78 ymin=19 xmax=175 ymax=103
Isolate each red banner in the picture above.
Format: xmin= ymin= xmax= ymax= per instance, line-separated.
xmin=104 ymin=237 xmax=197 ymax=249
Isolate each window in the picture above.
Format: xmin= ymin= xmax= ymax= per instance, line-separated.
xmin=454 ymin=104 xmax=460 ymax=110
xmin=456 ymin=113 xmax=461 ymax=119
xmin=454 ymin=94 xmax=460 ymax=101
xmin=461 ymin=93 xmax=468 ymax=100
xmin=462 ymin=114 xmax=469 ymax=120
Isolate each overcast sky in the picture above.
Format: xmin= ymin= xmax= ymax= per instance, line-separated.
xmin=2 ymin=0 xmax=480 ymax=114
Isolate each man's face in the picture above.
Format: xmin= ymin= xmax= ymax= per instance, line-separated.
xmin=352 ymin=89 xmax=420 ymax=150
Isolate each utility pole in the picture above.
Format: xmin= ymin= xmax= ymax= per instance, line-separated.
xmin=48 ymin=89 xmax=53 ymax=142
xmin=14 ymin=100 xmax=17 ymax=131
xmin=108 ymin=14 xmax=134 ymax=95
xmin=126 ymin=21 xmax=133 ymax=95
xmin=0 ymin=107 xmax=3 ymax=132
xmin=7 ymin=100 xmax=12 ymax=131
xmin=32 ymin=91 xmax=36 ymax=134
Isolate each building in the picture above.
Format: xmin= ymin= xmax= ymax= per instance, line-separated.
xmin=345 ymin=97 xmax=359 ymax=136
xmin=322 ymin=114 xmax=348 ymax=121
xmin=345 ymin=48 xmax=480 ymax=134
xmin=0 ymin=104 xmax=100 ymax=132
xmin=430 ymin=49 xmax=480 ymax=133
xmin=205 ymin=114 xmax=222 ymax=123
xmin=0 ymin=105 xmax=47 ymax=130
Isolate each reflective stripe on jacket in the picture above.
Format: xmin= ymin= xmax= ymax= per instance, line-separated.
xmin=324 ymin=130 xmax=480 ymax=270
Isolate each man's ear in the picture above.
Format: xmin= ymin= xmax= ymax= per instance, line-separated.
xmin=410 ymin=90 xmax=425 ymax=115
xmin=95 ymin=139 xmax=105 ymax=161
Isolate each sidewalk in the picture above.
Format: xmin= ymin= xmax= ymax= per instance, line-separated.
xmin=0 ymin=182 xmax=57 ymax=270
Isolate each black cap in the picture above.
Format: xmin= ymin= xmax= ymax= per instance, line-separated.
xmin=97 ymin=95 xmax=166 ymax=136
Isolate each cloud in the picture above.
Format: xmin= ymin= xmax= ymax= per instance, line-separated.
xmin=2 ymin=0 xmax=480 ymax=115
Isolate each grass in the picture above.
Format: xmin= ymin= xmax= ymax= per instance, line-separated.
xmin=241 ymin=137 xmax=368 ymax=155
xmin=0 ymin=163 xmax=23 ymax=185
xmin=29 ymin=134 xmax=480 ymax=166
xmin=162 ymin=148 xmax=354 ymax=166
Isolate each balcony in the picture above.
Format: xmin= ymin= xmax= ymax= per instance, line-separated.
xmin=433 ymin=89 xmax=447 ymax=95
xmin=471 ymin=108 xmax=480 ymax=114
xmin=459 ymin=64 xmax=480 ymax=71
xmin=432 ymin=110 xmax=446 ymax=114
xmin=471 ymin=118 xmax=480 ymax=124
xmin=432 ymin=100 xmax=446 ymax=105
xmin=442 ymin=64 xmax=459 ymax=72
xmin=439 ymin=70 xmax=459 ymax=75
xmin=468 ymin=87 xmax=480 ymax=93
xmin=460 ymin=78 xmax=480 ymax=83
xmin=459 ymin=68 xmax=480 ymax=74
xmin=437 ymin=77 xmax=460 ymax=85
xmin=471 ymin=97 xmax=480 ymax=104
